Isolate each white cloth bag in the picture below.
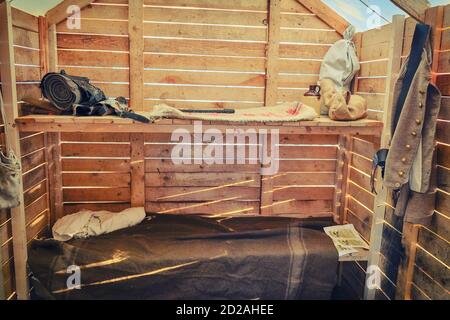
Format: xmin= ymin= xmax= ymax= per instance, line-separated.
xmin=52 ymin=207 xmax=146 ymax=241
xmin=319 ymin=25 xmax=360 ymax=91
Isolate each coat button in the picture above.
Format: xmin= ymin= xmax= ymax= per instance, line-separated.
xmin=395 ymin=182 xmax=401 ymax=188
xmin=401 ymin=157 xmax=407 ymax=163
xmin=398 ymin=171 xmax=404 ymax=177
xmin=415 ymin=119 xmax=421 ymax=125
xmin=419 ymin=103 xmax=423 ymax=108
xmin=406 ymin=144 xmax=411 ymax=150
xmin=411 ymin=131 xmax=417 ymax=137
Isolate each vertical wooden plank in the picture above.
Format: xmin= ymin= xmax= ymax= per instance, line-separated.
xmin=0 ymin=1 xmax=29 ymax=300
xmin=51 ymin=133 xmax=63 ymax=222
xmin=352 ymin=33 xmax=362 ymax=93
xmin=128 ymin=0 xmax=144 ymax=111
xmin=364 ymin=15 xmax=405 ymax=300
xmin=38 ymin=16 xmax=48 ymax=77
xmin=264 ymin=0 xmax=281 ymax=106
xmin=130 ymin=133 xmax=145 ymax=207
xmin=48 ymin=24 xmax=57 ymax=72
xmin=335 ymin=135 xmax=353 ymax=224
xmin=425 ymin=6 xmax=444 ymax=84
xmin=396 ymin=223 xmax=419 ymax=299
xmin=260 ymin=133 xmax=273 ymax=215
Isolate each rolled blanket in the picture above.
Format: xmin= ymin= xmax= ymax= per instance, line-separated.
xmin=40 ymin=70 xmax=106 ymax=111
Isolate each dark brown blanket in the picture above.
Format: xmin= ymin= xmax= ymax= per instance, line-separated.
xmin=28 ymin=214 xmax=338 ymax=300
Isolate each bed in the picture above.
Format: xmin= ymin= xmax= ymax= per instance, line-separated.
xmin=28 ymin=214 xmax=339 ymax=300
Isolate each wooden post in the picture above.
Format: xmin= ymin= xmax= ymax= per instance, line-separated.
xmin=335 ymin=135 xmax=353 ymax=224
xmin=128 ymin=0 xmax=144 ymax=111
xmin=38 ymin=16 xmax=49 ymax=76
xmin=364 ymin=15 xmax=405 ymax=300
xmin=0 ymin=1 xmax=29 ymax=300
xmin=260 ymin=133 xmax=274 ymax=215
xmin=264 ymin=0 xmax=281 ymax=106
xmin=48 ymin=24 xmax=58 ymax=72
xmin=130 ymin=133 xmax=145 ymax=207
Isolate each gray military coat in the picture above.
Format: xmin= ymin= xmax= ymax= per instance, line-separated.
xmin=384 ymin=38 xmax=441 ymax=226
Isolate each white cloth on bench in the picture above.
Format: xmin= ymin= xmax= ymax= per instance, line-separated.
xmin=52 ymin=207 xmax=146 ymax=241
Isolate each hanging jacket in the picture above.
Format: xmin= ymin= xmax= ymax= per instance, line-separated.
xmin=384 ymin=26 xmax=441 ymax=225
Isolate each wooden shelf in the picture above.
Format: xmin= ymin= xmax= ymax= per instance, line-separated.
xmin=16 ymin=115 xmax=383 ymax=135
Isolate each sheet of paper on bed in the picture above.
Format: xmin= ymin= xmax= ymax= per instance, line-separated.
xmin=324 ymin=224 xmax=369 ymax=260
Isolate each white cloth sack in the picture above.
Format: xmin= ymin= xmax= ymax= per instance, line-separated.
xmin=52 ymin=207 xmax=146 ymax=241
xmin=319 ymin=25 xmax=360 ymax=92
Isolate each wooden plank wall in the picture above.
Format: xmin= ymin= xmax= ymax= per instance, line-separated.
xmin=276 ymin=1 xmax=341 ymax=103
xmin=343 ymin=6 xmax=450 ymax=300
xmin=55 ymin=0 xmax=130 ymax=102
xmin=1 ymin=8 xmax=51 ymax=300
xmin=405 ymin=6 xmax=449 ymax=300
xmin=354 ymin=24 xmax=391 ymax=120
xmin=53 ymin=0 xmax=343 ymax=219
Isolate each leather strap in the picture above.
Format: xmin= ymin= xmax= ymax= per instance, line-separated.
xmin=392 ymin=24 xmax=430 ymax=134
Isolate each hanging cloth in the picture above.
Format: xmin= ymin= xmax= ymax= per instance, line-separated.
xmin=0 ymin=91 xmax=21 ymax=210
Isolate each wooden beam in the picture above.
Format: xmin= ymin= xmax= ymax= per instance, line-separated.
xmin=390 ymin=0 xmax=430 ymax=23
xmin=0 ymin=1 xmax=29 ymax=300
xmin=130 ymin=133 xmax=145 ymax=207
xmin=364 ymin=15 xmax=405 ymax=300
xmin=297 ymin=0 xmax=350 ymax=36
xmin=48 ymin=24 xmax=58 ymax=72
xmin=425 ymin=5 xmax=444 ymax=84
xmin=46 ymin=0 xmax=95 ymax=26
xmin=264 ymin=0 xmax=281 ymax=106
xmin=128 ymin=0 xmax=144 ymax=111
xmin=38 ymin=16 xmax=49 ymax=77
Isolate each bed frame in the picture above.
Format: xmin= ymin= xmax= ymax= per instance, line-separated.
xmin=0 ymin=0 xmax=448 ymax=301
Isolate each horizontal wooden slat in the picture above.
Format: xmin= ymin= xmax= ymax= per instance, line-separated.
xmin=63 ymin=203 xmax=131 ymax=215
xmin=143 ymin=85 xmax=264 ymax=102
xmin=57 ymin=34 xmax=129 ymax=51
xmin=145 ymin=172 xmax=260 ymax=187
xmin=20 ymin=133 xmax=44 ymax=155
xmin=61 ymin=132 xmax=131 ymax=142
xmin=63 ymin=187 xmax=131 ymax=202
xmin=145 ymin=159 xmax=258 ymax=173
xmin=415 ymin=247 xmax=450 ymax=290
xmin=413 ymin=267 xmax=449 ymax=300
xmin=359 ymin=61 xmax=388 ymax=77
xmin=279 ymin=43 xmax=330 ymax=58
xmin=418 ymin=227 xmax=449 ymax=266
xmin=271 ymin=186 xmax=334 ymax=201
xmin=144 ymin=38 xmax=266 ymax=57
xmin=146 ymin=200 xmax=260 ymax=215
xmin=57 ymin=20 xmax=129 ymax=36
xmin=269 ymin=200 xmax=332 ymax=215
xmin=14 ymin=46 xmax=40 ymax=66
xmin=62 ymin=172 xmax=131 ymax=187
xmin=22 ymin=165 xmax=46 ymax=191
xmin=61 ymin=143 xmax=130 ymax=157
xmin=12 ymin=8 xmax=39 ymax=32
xmin=144 ymin=53 xmax=265 ymax=72
xmin=144 ymin=23 xmax=267 ymax=41
xmin=58 ymin=50 xmax=129 ymax=67
xmin=144 ymin=70 xmax=265 ymax=87
xmin=270 ymin=172 xmax=335 ymax=186
xmin=146 ymin=186 xmax=259 ymax=201
xmin=62 ymin=158 xmax=131 ymax=172
xmin=144 ymin=6 xmax=267 ymax=26
xmin=21 ymin=149 xmax=45 ymax=173
xmin=13 ymin=27 xmax=39 ymax=49
xmin=143 ymin=0 xmax=268 ymax=11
